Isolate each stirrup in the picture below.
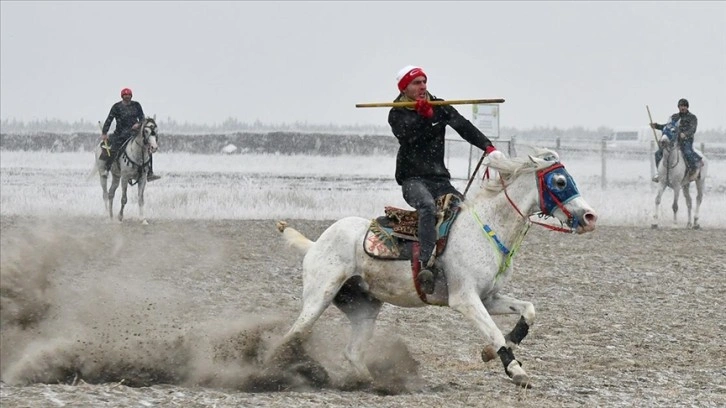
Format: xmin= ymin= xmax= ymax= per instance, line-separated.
xmin=418 ymin=267 xmax=435 ymax=294
xmin=418 ymin=257 xmax=438 ymax=294
xmin=651 ymin=175 xmax=659 ymax=183
xmin=147 ymin=174 xmax=161 ymax=181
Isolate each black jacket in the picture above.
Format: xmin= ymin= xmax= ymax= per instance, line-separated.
xmin=102 ymin=100 xmax=145 ymax=135
xmin=654 ymin=111 xmax=697 ymax=141
xmin=388 ymin=94 xmax=494 ymax=185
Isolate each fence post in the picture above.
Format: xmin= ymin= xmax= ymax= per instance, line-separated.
xmin=509 ymin=135 xmax=517 ymax=157
xmin=601 ymin=138 xmax=607 ymax=190
xmin=556 ymin=137 xmax=561 ymax=150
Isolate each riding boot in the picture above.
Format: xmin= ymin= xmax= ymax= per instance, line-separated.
xmin=417 ymin=258 xmax=437 ymax=295
xmin=147 ymin=156 xmax=161 ymax=181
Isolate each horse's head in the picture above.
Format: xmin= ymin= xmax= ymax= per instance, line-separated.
xmin=484 ymin=148 xmax=597 ymax=234
xmin=141 ymin=116 xmax=159 ymax=154
xmin=660 ymin=119 xmax=679 ymax=149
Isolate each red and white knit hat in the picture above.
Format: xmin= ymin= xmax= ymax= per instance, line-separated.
xmin=396 ymin=65 xmax=427 ymax=91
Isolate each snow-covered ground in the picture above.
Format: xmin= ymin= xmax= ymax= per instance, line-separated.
xmin=1 ymin=150 xmax=724 ymax=227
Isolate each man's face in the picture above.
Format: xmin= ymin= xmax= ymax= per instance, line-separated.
xmin=402 ymin=76 xmax=427 ymax=100
xmin=678 ymin=104 xmax=688 ymax=114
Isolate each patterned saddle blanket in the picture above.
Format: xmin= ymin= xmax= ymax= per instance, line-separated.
xmin=363 ymin=193 xmax=463 ymax=260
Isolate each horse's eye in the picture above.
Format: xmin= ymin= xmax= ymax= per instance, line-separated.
xmin=552 ymin=175 xmax=567 ymax=190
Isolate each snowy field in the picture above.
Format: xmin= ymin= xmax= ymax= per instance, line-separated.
xmin=1 ymin=149 xmax=725 ymax=228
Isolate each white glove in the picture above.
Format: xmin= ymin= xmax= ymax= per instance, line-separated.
xmin=488 ymin=150 xmax=505 ymax=160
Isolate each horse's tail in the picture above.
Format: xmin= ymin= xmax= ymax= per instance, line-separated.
xmin=87 ymin=147 xmax=104 ymax=181
xmin=87 ymin=161 xmax=101 ymax=181
xmin=276 ymin=221 xmax=314 ymax=254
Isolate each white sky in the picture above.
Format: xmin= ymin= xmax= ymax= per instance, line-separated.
xmin=1 ymin=1 xmax=725 ymax=130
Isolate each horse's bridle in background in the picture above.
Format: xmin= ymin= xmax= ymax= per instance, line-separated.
xmin=135 ymin=119 xmax=157 ymax=150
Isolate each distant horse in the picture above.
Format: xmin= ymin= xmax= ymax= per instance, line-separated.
xmin=269 ymin=148 xmax=598 ymax=388
xmin=94 ymin=116 xmax=158 ymax=224
xmin=652 ymin=125 xmax=707 ymax=229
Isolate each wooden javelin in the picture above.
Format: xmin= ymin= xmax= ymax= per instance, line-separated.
xmin=645 ymin=105 xmax=660 ymax=144
xmin=355 ymin=98 xmax=505 ymax=108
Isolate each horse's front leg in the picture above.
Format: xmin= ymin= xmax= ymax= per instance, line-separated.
xmin=652 ymin=183 xmax=667 ymax=229
xmin=137 ymin=178 xmax=148 ymax=225
xmin=479 ymin=293 xmax=535 ymax=359
xmin=107 ymin=175 xmax=121 ymax=220
xmin=449 ymin=291 xmax=531 ymax=388
xmin=119 ymin=178 xmax=128 ymax=222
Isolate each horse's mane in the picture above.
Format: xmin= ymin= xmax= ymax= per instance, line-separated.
xmin=476 ymin=147 xmax=560 ymax=196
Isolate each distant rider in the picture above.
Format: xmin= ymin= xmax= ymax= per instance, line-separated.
xmin=101 ymin=88 xmax=160 ymax=181
xmin=388 ymin=65 xmax=503 ymax=294
xmin=650 ymin=98 xmax=700 ymax=182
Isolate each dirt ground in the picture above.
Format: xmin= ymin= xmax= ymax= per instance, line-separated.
xmin=1 ymin=216 xmax=724 ymax=407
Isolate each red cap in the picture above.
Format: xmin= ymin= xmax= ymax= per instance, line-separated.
xmin=396 ymin=65 xmax=427 ymax=91
xmin=121 ymin=88 xmax=133 ymax=97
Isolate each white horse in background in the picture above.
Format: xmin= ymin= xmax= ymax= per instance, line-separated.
xmin=653 ymin=132 xmax=708 ymax=229
xmin=269 ymin=148 xmax=598 ymax=389
xmin=93 ymin=116 xmax=158 ymax=224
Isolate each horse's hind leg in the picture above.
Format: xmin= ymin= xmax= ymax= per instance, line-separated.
xmin=449 ymin=291 xmax=531 ymax=388
xmin=693 ymin=181 xmax=704 ymax=229
xmin=682 ymin=183 xmax=693 ymax=228
xmin=480 ymin=294 xmax=536 ymax=360
xmin=99 ymin=173 xmax=110 ymax=211
xmin=266 ymin=264 xmax=350 ymax=386
xmin=333 ymin=276 xmax=382 ymax=384
xmin=107 ymin=176 xmax=121 ymax=220
xmin=671 ymin=187 xmax=680 ymax=226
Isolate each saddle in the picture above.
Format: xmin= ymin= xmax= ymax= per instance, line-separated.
xmin=363 ymin=193 xmax=463 ymax=261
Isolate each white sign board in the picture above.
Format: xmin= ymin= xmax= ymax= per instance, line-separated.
xmin=472 ymin=104 xmax=500 ymax=138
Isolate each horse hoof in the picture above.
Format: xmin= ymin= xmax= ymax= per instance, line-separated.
xmin=650 ymin=224 xmax=658 ymax=229
xmin=141 ymin=219 xmax=149 ymax=226
xmin=693 ymin=224 xmax=700 ymax=230
xmin=512 ymin=373 xmax=532 ymax=388
xmin=481 ymin=345 xmax=497 ymax=362
xmin=291 ymin=361 xmax=330 ymax=388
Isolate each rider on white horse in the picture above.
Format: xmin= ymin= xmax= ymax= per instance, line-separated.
xmin=101 ymin=87 xmax=160 ymax=181
xmin=650 ymin=98 xmax=700 ymax=182
xmin=388 ymin=65 xmax=503 ymax=294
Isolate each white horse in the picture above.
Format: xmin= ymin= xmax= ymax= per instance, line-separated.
xmin=653 ymin=133 xmax=708 ymax=229
xmin=269 ymin=148 xmax=598 ymax=388
xmin=93 ymin=117 xmax=158 ymax=224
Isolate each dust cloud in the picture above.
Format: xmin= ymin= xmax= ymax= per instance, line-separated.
xmin=0 ymin=216 xmax=421 ymax=394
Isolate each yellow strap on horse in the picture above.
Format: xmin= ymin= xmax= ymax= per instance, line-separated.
xmin=101 ymin=140 xmax=112 ymax=157
xmin=470 ymin=207 xmax=530 ymax=281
